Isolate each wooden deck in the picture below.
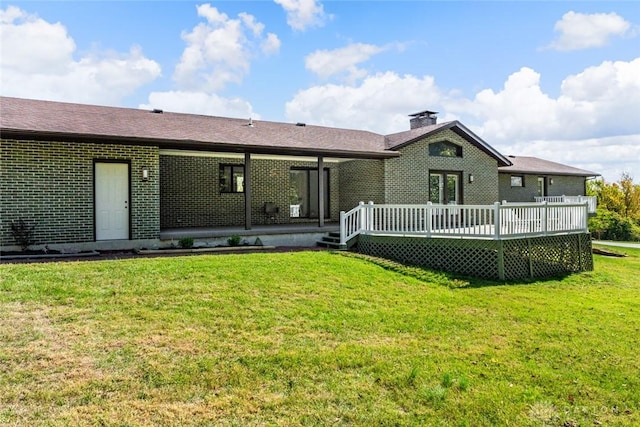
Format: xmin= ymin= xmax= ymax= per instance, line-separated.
xmin=340 ymin=202 xmax=590 ymax=246
xmin=339 ymin=202 xmax=593 ymax=279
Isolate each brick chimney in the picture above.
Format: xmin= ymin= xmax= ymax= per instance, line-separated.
xmin=409 ymin=110 xmax=438 ymax=129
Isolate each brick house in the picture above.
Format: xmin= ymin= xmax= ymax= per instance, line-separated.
xmin=0 ymin=97 xmax=597 ymax=251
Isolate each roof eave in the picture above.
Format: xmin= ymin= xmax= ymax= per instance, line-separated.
xmin=0 ymin=128 xmax=398 ymax=160
xmin=498 ymin=168 xmax=600 ymax=177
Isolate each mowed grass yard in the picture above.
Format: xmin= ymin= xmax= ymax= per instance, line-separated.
xmin=1 ymin=246 xmax=639 ymax=426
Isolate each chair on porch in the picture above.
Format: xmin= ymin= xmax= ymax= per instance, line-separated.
xmin=264 ymin=202 xmax=279 ymax=222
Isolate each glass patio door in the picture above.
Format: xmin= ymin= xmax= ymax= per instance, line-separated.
xmin=289 ymin=168 xmax=329 ymax=218
xmin=429 ymin=172 xmax=460 ymax=205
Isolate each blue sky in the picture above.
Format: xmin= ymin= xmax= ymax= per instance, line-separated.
xmin=1 ymin=1 xmax=639 ymax=182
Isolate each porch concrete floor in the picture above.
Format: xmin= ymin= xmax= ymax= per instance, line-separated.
xmin=159 ymin=223 xmax=339 ymax=240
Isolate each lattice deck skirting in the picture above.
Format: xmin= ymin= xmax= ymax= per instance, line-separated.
xmin=356 ymin=233 xmax=593 ymax=280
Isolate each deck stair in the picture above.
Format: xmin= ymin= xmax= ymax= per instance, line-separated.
xmin=317 ymin=232 xmax=346 ymax=250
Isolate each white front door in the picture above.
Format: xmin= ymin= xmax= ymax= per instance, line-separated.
xmin=95 ymin=162 xmax=129 ymax=240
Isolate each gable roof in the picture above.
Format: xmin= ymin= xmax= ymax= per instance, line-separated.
xmin=498 ymin=156 xmax=599 ymax=177
xmin=0 ymin=97 xmax=395 ymax=159
xmin=385 ymin=120 xmax=512 ymax=167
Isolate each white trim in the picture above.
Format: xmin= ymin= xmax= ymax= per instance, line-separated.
xmin=159 ymin=149 xmax=347 ymax=163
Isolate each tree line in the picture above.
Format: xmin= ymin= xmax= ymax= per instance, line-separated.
xmin=588 ymin=173 xmax=640 ymax=241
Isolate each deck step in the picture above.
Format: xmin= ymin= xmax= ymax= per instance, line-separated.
xmin=316 ymin=240 xmax=343 ymax=249
xmin=317 ymin=232 xmax=346 ymax=250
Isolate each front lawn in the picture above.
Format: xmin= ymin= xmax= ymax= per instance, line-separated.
xmin=1 ymin=248 xmax=638 ymax=426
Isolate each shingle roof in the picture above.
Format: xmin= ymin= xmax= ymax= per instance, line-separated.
xmin=498 ymin=156 xmax=599 ymax=177
xmin=1 ymin=97 xmax=596 ymax=176
xmin=0 ymin=97 xmax=395 ymax=159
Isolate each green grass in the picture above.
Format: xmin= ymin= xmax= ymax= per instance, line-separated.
xmin=1 ymin=248 xmax=639 ymax=426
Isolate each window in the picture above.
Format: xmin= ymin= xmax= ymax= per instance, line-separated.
xmin=510 ymin=175 xmax=524 ymax=187
xmin=429 ymin=141 xmax=462 ymax=158
xmin=219 ymin=164 xmax=244 ymax=193
xmin=289 ymin=168 xmax=330 ymax=218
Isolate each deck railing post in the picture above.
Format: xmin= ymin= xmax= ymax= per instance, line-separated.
xmin=542 ymin=201 xmax=548 ymax=236
xmin=494 ymin=202 xmax=501 ymax=239
xmin=358 ymin=201 xmax=365 ymax=234
xmin=426 ymin=201 xmax=432 ymax=237
xmin=339 ymin=210 xmax=346 ymax=246
xmin=367 ymin=201 xmax=374 ymax=233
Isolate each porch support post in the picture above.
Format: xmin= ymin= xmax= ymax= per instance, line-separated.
xmin=244 ymin=152 xmax=252 ymax=230
xmin=318 ymin=155 xmax=324 ymax=227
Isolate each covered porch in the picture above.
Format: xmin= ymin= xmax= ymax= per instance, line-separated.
xmin=159 ymin=148 xmax=391 ymax=235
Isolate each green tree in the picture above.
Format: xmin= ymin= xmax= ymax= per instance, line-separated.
xmin=619 ymin=172 xmax=640 ymax=219
xmin=589 ymin=173 xmax=640 ymax=219
xmin=588 ymin=173 xmax=640 ymax=241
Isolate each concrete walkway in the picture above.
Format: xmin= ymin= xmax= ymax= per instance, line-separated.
xmin=593 ymin=240 xmax=640 ymax=249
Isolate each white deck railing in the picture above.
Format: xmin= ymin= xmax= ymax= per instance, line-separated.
xmin=339 ymin=201 xmax=589 ymax=246
xmin=534 ymin=195 xmax=596 ymax=214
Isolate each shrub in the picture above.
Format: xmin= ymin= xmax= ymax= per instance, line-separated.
xmin=178 ymin=237 xmax=194 ymax=249
xmin=10 ymin=219 xmax=37 ymax=251
xmin=589 ymin=209 xmax=640 ymax=241
xmin=227 ymin=235 xmax=242 ymax=246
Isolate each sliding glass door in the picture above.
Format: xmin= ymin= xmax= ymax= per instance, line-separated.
xmin=289 ymin=168 xmax=330 ymax=218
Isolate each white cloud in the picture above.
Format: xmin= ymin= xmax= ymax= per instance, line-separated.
xmin=458 ymin=67 xmax=560 ymax=141
xmin=0 ymin=6 xmax=75 ymax=73
xmin=140 ymin=91 xmax=258 ymax=119
xmin=458 ymin=58 xmax=640 ymax=143
xmin=286 ymin=57 xmax=640 ymax=182
xmin=547 ymin=11 xmax=633 ymax=51
xmin=558 ymin=58 xmax=640 ymax=137
xmin=146 ymin=4 xmax=279 ymax=121
xmin=285 ymin=71 xmax=443 ymax=133
xmin=447 ymin=58 xmax=640 ymax=182
xmin=262 ymin=33 xmax=282 ymax=55
xmin=497 ymin=135 xmax=640 ymax=183
xmin=274 ymin=0 xmax=329 ymax=31
xmin=0 ymin=6 xmax=161 ymax=105
xmin=305 ymin=43 xmax=391 ymax=82
xmin=173 ymin=4 xmax=280 ymax=92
